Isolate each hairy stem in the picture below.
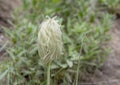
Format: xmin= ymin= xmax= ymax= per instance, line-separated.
xmin=47 ymin=62 xmax=51 ymax=85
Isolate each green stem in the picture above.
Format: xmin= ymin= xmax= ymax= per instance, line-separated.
xmin=76 ymin=37 xmax=84 ymax=85
xmin=75 ymin=56 xmax=80 ymax=85
xmin=47 ymin=62 xmax=51 ymax=85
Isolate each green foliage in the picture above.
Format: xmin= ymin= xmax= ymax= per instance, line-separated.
xmin=100 ymin=0 xmax=120 ymax=7
xmin=0 ymin=0 xmax=115 ymax=84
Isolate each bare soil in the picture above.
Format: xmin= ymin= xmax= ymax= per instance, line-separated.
xmin=0 ymin=0 xmax=22 ymax=61
xmin=91 ymin=19 xmax=120 ymax=85
xmin=0 ymin=0 xmax=21 ymax=27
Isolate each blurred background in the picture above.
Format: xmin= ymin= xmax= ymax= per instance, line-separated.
xmin=0 ymin=0 xmax=120 ymax=85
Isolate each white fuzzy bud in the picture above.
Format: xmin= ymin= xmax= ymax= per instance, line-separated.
xmin=38 ymin=17 xmax=63 ymax=64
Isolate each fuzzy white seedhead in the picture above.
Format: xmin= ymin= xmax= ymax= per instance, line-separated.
xmin=38 ymin=17 xmax=63 ymax=64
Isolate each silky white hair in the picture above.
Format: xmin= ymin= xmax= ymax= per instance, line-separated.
xmin=38 ymin=17 xmax=63 ymax=64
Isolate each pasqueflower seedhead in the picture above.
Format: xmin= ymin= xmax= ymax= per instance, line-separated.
xmin=38 ymin=17 xmax=63 ymax=64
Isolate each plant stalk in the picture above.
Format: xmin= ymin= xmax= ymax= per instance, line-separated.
xmin=47 ymin=62 xmax=51 ymax=85
xmin=76 ymin=37 xmax=83 ymax=85
xmin=75 ymin=56 xmax=80 ymax=85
